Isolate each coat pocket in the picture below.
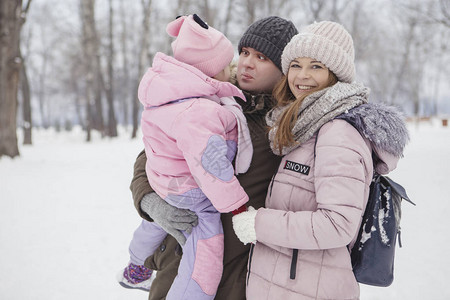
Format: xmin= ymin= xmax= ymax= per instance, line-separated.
xmin=274 ymin=172 xmax=315 ymax=192
xmin=267 ymin=173 xmax=316 ymax=211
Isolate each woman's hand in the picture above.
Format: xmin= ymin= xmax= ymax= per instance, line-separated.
xmin=232 ymin=206 xmax=257 ymax=245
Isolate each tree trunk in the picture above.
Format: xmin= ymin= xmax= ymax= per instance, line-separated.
xmin=105 ymin=0 xmax=117 ymax=137
xmin=222 ymin=0 xmax=234 ymax=36
xmin=93 ymin=70 xmax=105 ymax=134
xmin=131 ymin=0 xmax=152 ymax=139
xmin=72 ymin=79 xmax=84 ymax=129
xmin=246 ymin=0 xmax=256 ymax=25
xmin=440 ymin=0 xmax=450 ymax=27
xmin=201 ymin=0 xmax=211 ymax=26
xmin=176 ymin=0 xmax=190 ymax=16
xmin=0 ymin=0 xmax=32 ymax=158
xmin=20 ymin=48 xmax=32 ymax=144
xmin=85 ymin=84 xmax=93 ymax=141
xmin=330 ymin=0 xmax=349 ymax=22
xmin=37 ymin=48 xmax=49 ymax=128
xmin=80 ymin=0 xmax=104 ymax=140
xmin=389 ymin=18 xmax=417 ymax=105
xmin=119 ymin=0 xmax=129 ymax=127
xmin=80 ymin=0 xmax=93 ymax=141
xmin=308 ymin=0 xmax=326 ymax=22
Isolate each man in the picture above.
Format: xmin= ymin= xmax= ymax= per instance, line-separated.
xmin=121 ymin=16 xmax=298 ymax=300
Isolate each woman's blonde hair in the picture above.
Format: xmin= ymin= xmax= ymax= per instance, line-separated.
xmin=271 ymin=70 xmax=338 ymax=153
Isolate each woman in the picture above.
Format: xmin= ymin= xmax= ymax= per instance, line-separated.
xmin=232 ymin=21 xmax=409 ymax=300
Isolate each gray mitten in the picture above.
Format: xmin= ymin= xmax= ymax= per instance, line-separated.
xmin=140 ymin=192 xmax=198 ymax=245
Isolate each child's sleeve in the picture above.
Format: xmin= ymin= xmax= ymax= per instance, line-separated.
xmin=171 ymin=103 xmax=248 ymax=213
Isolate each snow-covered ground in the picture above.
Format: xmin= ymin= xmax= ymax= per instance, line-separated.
xmin=0 ymin=120 xmax=449 ymax=300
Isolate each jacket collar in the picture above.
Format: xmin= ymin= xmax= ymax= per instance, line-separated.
xmin=235 ymin=90 xmax=276 ymax=115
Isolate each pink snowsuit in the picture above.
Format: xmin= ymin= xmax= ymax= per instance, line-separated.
xmin=130 ymin=52 xmax=250 ymax=300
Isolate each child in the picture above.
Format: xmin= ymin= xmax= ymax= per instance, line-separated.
xmin=232 ymin=21 xmax=409 ymax=299
xmin=119 ymin=14 xmax=252 ymax=300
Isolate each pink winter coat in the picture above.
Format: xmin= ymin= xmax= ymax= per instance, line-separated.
xmin=137 ymin=52 xmax=248 ymax=212
xmin=247 ymin=119 xmax=400 ymax=300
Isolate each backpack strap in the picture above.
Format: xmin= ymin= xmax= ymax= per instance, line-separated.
xmin=313 ymin=125 xmax=324 ymax=159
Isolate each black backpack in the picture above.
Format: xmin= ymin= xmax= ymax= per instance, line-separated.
xmin=313 ymin=130 xmax=415 ymax=287
xmin=350 ymin=172 xmax=415 ymax=286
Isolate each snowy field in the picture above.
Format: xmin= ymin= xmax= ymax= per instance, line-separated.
xmin=1 ymin=120 xmax=449 ymax=300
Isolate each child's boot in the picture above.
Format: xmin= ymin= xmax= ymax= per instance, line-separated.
xmin=117 ymin=262 xmax=155 ymax=292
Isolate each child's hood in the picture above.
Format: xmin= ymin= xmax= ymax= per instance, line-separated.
xmin=138 ymin=52 xmax=245 ymax=108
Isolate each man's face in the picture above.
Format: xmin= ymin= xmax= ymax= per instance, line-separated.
xmin=237 ymin=47 xmax=282 ymax=94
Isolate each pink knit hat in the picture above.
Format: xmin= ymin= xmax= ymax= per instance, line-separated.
xmin=166 ymin=14 xmax=234 ymax=78
xmin=281 ymin=21 xmax=355 ymax=83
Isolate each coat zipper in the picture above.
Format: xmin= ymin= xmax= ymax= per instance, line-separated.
xmin=269 ymin=174 xmax=275 ymax=197
xmin=290 ymin=249 xmax=299 ymax=279
xmin=246 ymin=243 xmax=255 ymax=286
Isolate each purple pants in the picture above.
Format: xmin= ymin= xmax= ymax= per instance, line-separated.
xmin=129 ymin=191 xmax=224 ymax=300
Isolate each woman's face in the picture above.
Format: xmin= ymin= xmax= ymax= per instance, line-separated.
xmin=287 ymin=57 xmax=330 ymax=98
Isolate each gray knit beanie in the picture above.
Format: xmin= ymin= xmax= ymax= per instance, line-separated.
xmin=238 ymin=16 xmax=298 ymax=71
xmin=281 ymin=21 xmax=355 ymax=83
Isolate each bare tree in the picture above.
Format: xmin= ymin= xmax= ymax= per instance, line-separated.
xmin=430 ymin=28 xmax=448 ymax=115
xmin=201 ymin=0 xmax=212 ymax=26
xmin=299 ymin=0 xmax=353 ymax=23
xmin=80 ymin=0 xmax=105 ymax=141
xmin=222 ymin=0 xmax=234 ymax=36
xmin=35 ymin=21 xmax=50 ymax=129
xmin=20 ymin=48 xmax=32 ymax=144
xmin=176 ymin=0 xmax=191 ymax=16
xmin=119 ymin=0 xmax=130 ymax=126
xmin=307 ymin=0 xmax=326 ymax=21
xmin=105 ymin=0 xmax=117 ymax=137
xmin=389 ymin=16 xmax=418 ymax=106
xmin=330 ymin=0 xmax=352 ymax=22
xmin=70 ymin=70 xmax=85 ymax=128
xmin=246 ymin=0 xmax=257 ymax=25
xmin=265 ymin=0 xmax=290 ymax=16
xmin=0 ymin=0 xmax=32 ymax=158
xmin=63 ymin=43 xmax=85 ymax=129
xmin=9 ymin=0 xmax=449 ymax=135
xmin=440 ymin=0 xmax=450 ymax=26
xmin=401 ymin=0 xmax=450 ymax=28
xmin=19 ymin=22 xmax=32 ymax=144
xmin=131 ymin=0 xmax=153 ymax=139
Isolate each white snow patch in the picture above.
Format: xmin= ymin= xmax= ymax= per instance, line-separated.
xmin=359 ymin=223 xmax=376 ymax=250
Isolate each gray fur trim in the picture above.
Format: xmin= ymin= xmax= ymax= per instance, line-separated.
xmin=336 ymin=103 xmax=409 ymax=157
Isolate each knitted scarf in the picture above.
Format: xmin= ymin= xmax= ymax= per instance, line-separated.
xmin=266 ymin=82 xmax=370 ymax=155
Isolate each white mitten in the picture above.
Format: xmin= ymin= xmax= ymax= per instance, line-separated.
xmin=232 ymin=206 xmax=257 ymax=245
